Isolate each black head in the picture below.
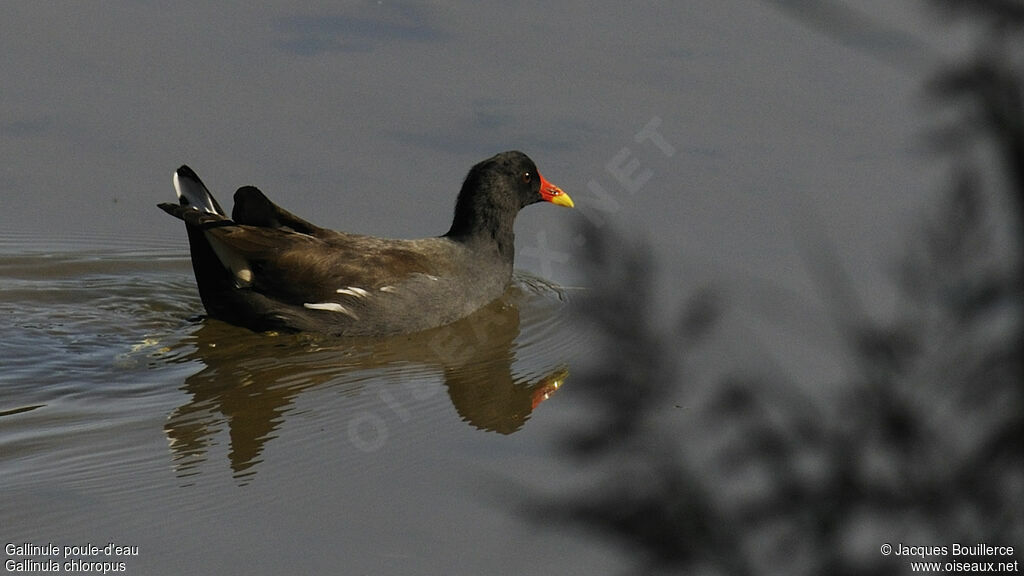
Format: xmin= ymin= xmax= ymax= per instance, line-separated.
xmin=445 ymin=151 xmax=572 ymax=242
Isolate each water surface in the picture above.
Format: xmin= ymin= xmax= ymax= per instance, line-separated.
xmin=1 ymin=237 xmax=615 ymax=575
xmin=0 ymin=1 xmax=951 ymax=572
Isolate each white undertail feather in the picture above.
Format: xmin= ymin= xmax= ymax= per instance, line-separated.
xmin=173 ymin=167 xmax=252 ymax=286
xmin=173 ymin=170 xmax=219 ymax=215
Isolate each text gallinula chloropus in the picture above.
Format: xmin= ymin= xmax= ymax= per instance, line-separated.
xmin=159 ymin=151 xmax=574 ymax=336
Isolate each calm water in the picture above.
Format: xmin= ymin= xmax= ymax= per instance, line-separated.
xmin=0 ymin=237 xmax=620 ymax=575
xmin=1 ymin=1 xmax=963 ymax=573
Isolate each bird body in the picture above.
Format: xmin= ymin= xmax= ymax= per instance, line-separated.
xmin=159 ymin=151 xmax=573 ymax=336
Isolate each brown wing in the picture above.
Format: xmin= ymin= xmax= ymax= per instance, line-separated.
xmin=202 ymin=224 xmax=452 ymax=306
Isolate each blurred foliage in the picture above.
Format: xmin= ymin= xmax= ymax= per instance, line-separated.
xmin=530 ymin=1 xmax=1024 ymax=574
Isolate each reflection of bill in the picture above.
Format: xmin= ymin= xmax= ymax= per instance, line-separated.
xmin=162 ymin=278 xmax=570 ymax=481
xmin=446 ymin=365 xmax=568 ymax=436
xmin=531 ymin=371 xmax=566 ymax=411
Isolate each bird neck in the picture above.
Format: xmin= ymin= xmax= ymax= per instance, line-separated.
xmin=444 ymin=189 xmax=517 ymax=263
xmin=446 ymin=218 xmax=516 ymax=263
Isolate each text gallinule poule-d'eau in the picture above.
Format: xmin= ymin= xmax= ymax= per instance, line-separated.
xmin=159 ymin=151 xmax=574 ymax=336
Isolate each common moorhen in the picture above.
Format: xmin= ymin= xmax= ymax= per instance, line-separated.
xmin=159 ymin=151 xmax=574 ymax=336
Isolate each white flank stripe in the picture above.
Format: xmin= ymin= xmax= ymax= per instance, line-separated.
xmin=336 ymin=286 xmax=369 ymax=298
xmin=303 ymin=302 xmax=359 ymax=319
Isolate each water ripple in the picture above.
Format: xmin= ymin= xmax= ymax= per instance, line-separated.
xmin=1 ymin=245 xmax=589 ymax=491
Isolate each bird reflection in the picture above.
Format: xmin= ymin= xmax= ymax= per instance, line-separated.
xmin=163 ymin=279 xmax=569 ymax=481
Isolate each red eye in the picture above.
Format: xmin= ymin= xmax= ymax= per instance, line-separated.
xmin=522 ymin=172 xmax=532 ymax=184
